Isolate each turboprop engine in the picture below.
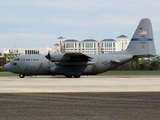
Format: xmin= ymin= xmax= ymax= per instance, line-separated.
xmin=45 ymin=53 xmax=70 ymax=62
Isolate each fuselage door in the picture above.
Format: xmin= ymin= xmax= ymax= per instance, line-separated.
xmin=26 ymin=66 xmax=31 ymax=75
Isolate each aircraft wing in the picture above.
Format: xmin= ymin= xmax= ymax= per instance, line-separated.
xmin=47 ymin=52 xmax=93 ymax=62
xmin=48 ymin=52 xmax=94 ymax=67
xmin=64 ymin=52 xmax=92 ymax=61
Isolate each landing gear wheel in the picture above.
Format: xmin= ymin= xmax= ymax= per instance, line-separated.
xmin=74 ymin=75 xmax=80 ymax=78
xmin=66 ymin=75 xmax=72 ymax=78
xmin=19 ymin=74 xmax=25 ymax=78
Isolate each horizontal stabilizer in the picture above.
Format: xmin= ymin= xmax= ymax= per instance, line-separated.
xmin=110 ymin=59 xmax=121 ymax=64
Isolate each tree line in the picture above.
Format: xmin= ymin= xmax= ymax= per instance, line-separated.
xmin=114 ymin=55 xmax=160 ymax=70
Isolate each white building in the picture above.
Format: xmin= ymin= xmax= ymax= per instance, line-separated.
xmin=54 ymin=35 xmax=130 ymax=54
xmin=4 ymin=46 xmax=51 ymax=55
xmin=53 ymin=44 xmax=61 ymax=53
xmin=3 ymin=48 xmax=11 ymax=54
xmin=63 ymin=39 xmax=80 ymax=53
xmin=80 ymin=39 xmax=97 ymax=54
xmin=4 ymin=35 xmax=130 ymax=55
xmin=99 ymin=39 xmax=116 ymax=54
xmin=115 ymin=35 xmax=129 ymax=51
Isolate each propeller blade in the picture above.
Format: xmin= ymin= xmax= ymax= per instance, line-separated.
xmin=45 ymin=51 xmax=51 ymax=60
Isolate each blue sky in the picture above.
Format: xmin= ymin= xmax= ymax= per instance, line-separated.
xmin=0 ymin=0 xmax=160 ymax=54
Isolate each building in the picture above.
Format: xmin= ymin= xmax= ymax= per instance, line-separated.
xmin=63 ymin=39 xmax=80 ymax=53
xmin=3 ymin=35 xmax=130 ymax=55
xmin=99 ymin=39 xmax=116 ymax=54
xmin=3 ymin=46 xmax=51 ymax=55
xmin=115 ymin=35 xmax=129 ymax=51
xmin=54 ymin=35 xmax=130 ymax=54
xmin=81 ymin=39 xmax=98 ymax=55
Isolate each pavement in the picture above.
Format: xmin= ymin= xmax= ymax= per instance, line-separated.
xmin=0 ymin=75 xmax=160 ymax=93
xmin=0 ymin=76 xmax=160 ymax=120
xmin=0 ymin=92 xmax=160 ymax=120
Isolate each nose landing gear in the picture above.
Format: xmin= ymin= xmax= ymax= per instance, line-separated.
xmin=19 ymin=74 xmax=25 ymax=78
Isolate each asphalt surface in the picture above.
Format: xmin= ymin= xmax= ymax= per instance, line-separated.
xmin=0 ymin=76 xmax=160 ymax=120
xmin=0 ymin=76 xmax=160 ymax=93
xmin=0 ymin=92 xmax=160 ymax=120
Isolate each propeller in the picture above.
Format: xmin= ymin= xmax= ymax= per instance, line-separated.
xmin=45 ymin=51 xmax=51 ymax=61
xmin=45 ymin=51 xmax=51 ymax=69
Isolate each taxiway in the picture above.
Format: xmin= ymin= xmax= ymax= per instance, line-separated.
xmin=0 ymin=76 xmax=160 ymax=120
xmin=0 ymin=75 xmax=160 ymax=93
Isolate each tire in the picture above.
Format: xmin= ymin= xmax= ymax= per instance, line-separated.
xmin=66 ymin=75 xmax=72 ymax=78
xmin=74 ymin=75 xmax=80 ymax=78
xmin=19 ymin=74 xmax=25 ymax=78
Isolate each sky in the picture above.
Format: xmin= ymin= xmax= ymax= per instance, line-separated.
xmin=0 ymin=0 xmax=160 ymax=54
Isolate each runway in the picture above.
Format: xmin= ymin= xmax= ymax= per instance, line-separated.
xmin=0 ymin=92 xmax=160 ymax=120
xmin=0 ymin=76 xmax=160 ymax=120
xmin=0 ymin=75 xmax=160 ymax=93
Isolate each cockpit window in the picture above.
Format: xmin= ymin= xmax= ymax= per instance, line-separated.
xmin=13 ymin=58 xmax=20 ymax=61
xmin=13 ymin=62 xmax=17 ymax=66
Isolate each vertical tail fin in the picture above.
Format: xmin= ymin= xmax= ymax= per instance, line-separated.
xmin=126 ymin=18 xmax=156 ymax=57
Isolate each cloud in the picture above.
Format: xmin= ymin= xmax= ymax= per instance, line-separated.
xmin=1 ymin=0 xmax=160 ymax=28
xmin=0 ymin=33 xmax=59 ymax=50
xmin=2 ymin=0 xmax=159 ymax=13
xmin=0 ymin=16 xmax=36 ymax=25
xmin=0 ymin=33 xmax=58 ymax=40
xmin=47 ymin=15 xmax=139 ymax=28
xmin=0 ymin=0 xmax=160 ymax=53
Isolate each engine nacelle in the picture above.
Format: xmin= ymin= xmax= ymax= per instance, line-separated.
xmin=50 ymin=66 xmax=64 ymax=75
xmin=50 ymin=53 xmax=70 ymax=62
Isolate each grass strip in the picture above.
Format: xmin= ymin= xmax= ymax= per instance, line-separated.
xmin=0 ymin=71 xmax=160 ymax=77
xmin=99 ymin=71 xmax=160 ymax=76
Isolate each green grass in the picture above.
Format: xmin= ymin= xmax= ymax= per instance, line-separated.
xmin=0 ymin=72 xmax=18 ymax=77
xmin=0 ymin=67 xmax=5 ymax=72
xmin=99 ymin=71 xmax=160 ymax=76
xmin=0 ymin=71 xmax=160 ymax=77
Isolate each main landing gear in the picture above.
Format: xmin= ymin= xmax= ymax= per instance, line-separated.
xmin=19 ymin=74 xmax=25 ymax=78
xmin=65 ymin=75 xmax=81 ymax=78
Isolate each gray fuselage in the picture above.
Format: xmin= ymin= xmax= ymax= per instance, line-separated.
xmin=4 ymin=53 xmax=133 ymax=76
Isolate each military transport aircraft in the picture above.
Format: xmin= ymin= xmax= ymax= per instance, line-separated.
xmin=4 ymin=18 xmax=156 ymax=78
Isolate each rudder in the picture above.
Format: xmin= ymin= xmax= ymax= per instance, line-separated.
xmin=126 ymin=18 xmax=156 ymax=57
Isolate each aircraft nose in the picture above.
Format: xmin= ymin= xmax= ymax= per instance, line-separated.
xmin=4 ymin=63 xmax=11 ymax=71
